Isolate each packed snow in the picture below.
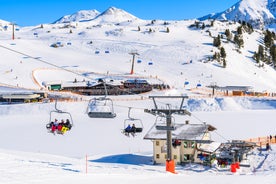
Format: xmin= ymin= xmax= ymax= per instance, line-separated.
xmin=0 ymin=6 xmax=276 ymax=184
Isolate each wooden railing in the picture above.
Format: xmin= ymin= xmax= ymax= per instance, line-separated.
xmin=245 ymin=136 xmax=276 ymax=146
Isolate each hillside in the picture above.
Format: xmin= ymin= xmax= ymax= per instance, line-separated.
xmin=1 ymin=6 xmax=276 ymax=184
xmin=199 ymin=0 xmax=276 ymax=29
xmin=0 ymin=8 xmax=276 ymax=93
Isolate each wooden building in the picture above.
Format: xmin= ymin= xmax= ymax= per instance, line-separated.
xmin=144 ymin=122 xmax=220 ymax=165
xmin=43 ymin=78 xmax=153 ymax=95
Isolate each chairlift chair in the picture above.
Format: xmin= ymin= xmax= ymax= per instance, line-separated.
xmin=86 ymin=97 xmax=116 ymax=118
xmin=46 ymin=98 xmax=73 ymax=134
xmin=122 ymin=107 xmax=143 ymax=136
xmin=154 ymin=115 xmax=176 ymax=131
xmin=86 ymin=79 xmax=116 ymax=118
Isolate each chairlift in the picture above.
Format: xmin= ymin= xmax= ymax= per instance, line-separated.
xmin=86 ymin=97 xmax=116 ymax=118
xmin=46 ymin=98 xmax=73 ymax=135
xmin=122 ymin=107 xmax=143 ymax=137
xmin=154 ymin=115 xmax=176 ymax=131
xmin=86 ymin=79 xmax=116 ymax=118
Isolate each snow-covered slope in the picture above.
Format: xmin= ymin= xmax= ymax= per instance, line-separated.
xmin=199 ymin=0 xmax=276 ymax=29
xmin=92 ymin=7 xmax=141 ymax=24
xmin=53 ymin=7 xmax=141 ymax=25
xmin=54 ymin=9 xmax=100 ymax=24
xmin=1 ymin=7 xmax=276 ymax=183
xmin=1 ymin=18 xmax=276 ymax=91
xmin=0 ymin=19 xmax=12 ymax=31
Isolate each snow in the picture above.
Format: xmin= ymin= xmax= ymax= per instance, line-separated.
xmin=0 ymin=7 xmax=276 ymax=184
xmin=199 ymin=0 xmax=276 ymax=29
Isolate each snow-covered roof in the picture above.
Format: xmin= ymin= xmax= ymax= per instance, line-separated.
xmin=197 ymin=142 xmax=221 ymax=153
xmin=144 ymin=123 xmax=216 ymax=141
xmin=215 ymin=86 xmax=253 ymax=91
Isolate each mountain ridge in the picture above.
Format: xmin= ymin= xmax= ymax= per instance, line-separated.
xmin=199 ymin=0 xmax=276 ymax=29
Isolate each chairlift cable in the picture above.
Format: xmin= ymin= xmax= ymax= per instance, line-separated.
xmin=191 ymin=113 xmax=229 ymax=142
xmin=0 ymin=43 xmax=153 ymax=102
xmin=1 ymin=43 xmax=190 ymax=118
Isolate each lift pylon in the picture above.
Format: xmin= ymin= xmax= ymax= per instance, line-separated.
xmin=144 ymin=96 xmax=191 ymax=174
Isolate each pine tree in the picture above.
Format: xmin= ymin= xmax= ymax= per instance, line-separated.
xmin=253 ymin=52 xmax=260 ymax=63
xmin=234 ymin=34 xmax=244 ymax=48
xmin=258 ymin=45 xmax=264 ymax=61
xmin=220 ymin=47 xmax=226 ymax=59
xmin=269 ymin=45 xmax=276 ymax=67
xmin=264 ymin=30 xmax=274 ymax=48
xmin=222 ymin=59 xmax=227 ymax=68
xmin=237 ymin=26 xmax=243 ymax=35
xmin=213 ymin=35 xmax=221 ymax=47
xmin=201 ymin=23 xmax=205 ymax=29
xmin=211 ymin=20 xmax=215 ymax=27
xmin=225 ymin=29 xmax=232 ymax=41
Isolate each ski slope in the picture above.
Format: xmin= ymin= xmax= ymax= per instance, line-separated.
xmin=0 ymin=12 xmax=276 ymax=184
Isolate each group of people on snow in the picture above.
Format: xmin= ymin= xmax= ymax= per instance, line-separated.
xmin=47 ymin=119 xmax=72 ymax=134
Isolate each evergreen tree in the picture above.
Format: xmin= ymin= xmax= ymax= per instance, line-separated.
xmin=237 ymin=26 xmax=243 ymax=35
xmin=264 ymin=30 xmax=274 ymax=48
xmin=269 ymin=45 xmax=276 ymax=67
xmin=210 ymin=20 xmax=215 ymax=27
xmin=225 ymin=29 xmax=232 ymax=41
xmin=220 ymin=47 xmax=226 ymax=59
xmin=234 ymin=34 xmax=244 ymax=48
xmin=253 ymin=51 xmax=260 ymax=63
xmin=213 ymin=52 xmax=221 ymax=62
xmin=258 ymin=45 xmax=264 ymax=61
xmin=222 ymin=59 xmax=227 ymax=68
xmin=201 ymin=23 xmax=205 ymax=29
xmin=213 ymin=35 xmax=221 ymax=47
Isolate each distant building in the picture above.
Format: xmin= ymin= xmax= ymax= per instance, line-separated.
xmin=144 ymin=122 xmax=220 ymax=165
xmin=43 ymin=78 xmax=153 ymax=95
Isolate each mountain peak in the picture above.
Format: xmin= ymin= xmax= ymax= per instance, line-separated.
xmin=199 ymin=0 xmax=276 ymax=29
xmin=54 ymin=9 xmax=100 ymax=24
xmin=94 ymin=6 xmax=138 ymax=23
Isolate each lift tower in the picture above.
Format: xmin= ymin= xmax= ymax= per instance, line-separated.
xmin=145 ymin=96 xmax=191 ymax=173
xmin=129 ymin=50 xmax=139 ymax=75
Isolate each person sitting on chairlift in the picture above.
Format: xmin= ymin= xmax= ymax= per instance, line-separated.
xmin=57 ymin=119 xmax=65 ymax=132
xmin=51 ymin=119 xmax=59 ymax=132
xmin=65 ymin=119 xmax=72 ymax=130
xmin=131 ymin=123 xmax=136 ymax=133
xmin=124 ymin=124 xmax=132 ymax=136
xmin=125 ymin=124 xmax=131 ymax=132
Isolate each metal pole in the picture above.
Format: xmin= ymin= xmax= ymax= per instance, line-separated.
xmin=166 ymin=114 xmax=172 ymax=161
xmin=130 ymin=54 xmax=135 ymax=75
xmin=12 ymin=23 xmax=15 ymax=40
xmin=129 ymin=51 xmax=139 ymax=75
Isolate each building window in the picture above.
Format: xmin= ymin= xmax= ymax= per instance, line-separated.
xmin=183 ymin=141 xmax=196 ymax=148
xmin=183 ymin=154 xmax=193 ymax=161
xmin=156 ymin=154 xmax=160 ymax=159
xmin=156 ymin=141 xmax=159 ymax=146
xmin=161 ymin=145 xmax=167 ymax=153
xmin=173 ymin=155 xmax=177 ymax=159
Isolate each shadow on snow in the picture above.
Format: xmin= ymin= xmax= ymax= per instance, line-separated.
xmin=90 ymin=154 xmax=152 ymax=166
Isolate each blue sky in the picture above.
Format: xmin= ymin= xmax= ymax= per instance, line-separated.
xmin=0 ymin=0 xmax=239 ymax=26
